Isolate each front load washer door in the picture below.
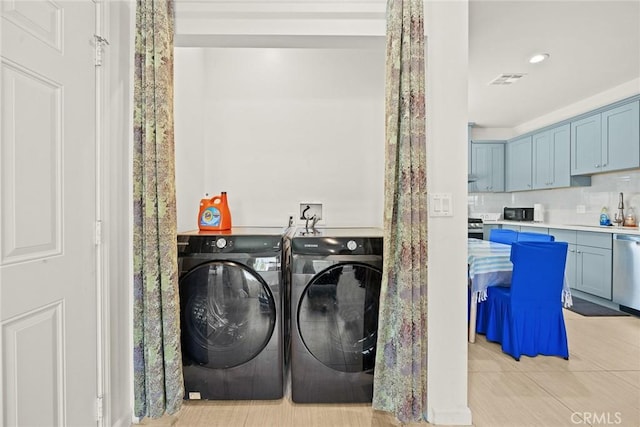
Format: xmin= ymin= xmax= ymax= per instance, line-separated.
xmin=297 ymin=262 xmax=382 ymax=373
xmin=180 ymin=260 xmax=276 ymax=369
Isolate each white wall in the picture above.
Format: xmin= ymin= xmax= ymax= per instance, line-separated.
xmin=104 ymin=1 xmax=135 ymax=426
xmin=175 ymin=48 xmax=207 ymax=232
xmin=424 ymin=1 xmax=472 ymax=425
xmin=175 ymin=46 xmax=386 ymax=229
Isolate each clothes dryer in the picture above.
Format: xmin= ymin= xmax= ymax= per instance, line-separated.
xmin=290 ymin=227 xmax=383 ymax=403
xmin=177 ymin=227 xmax=288 ymax=400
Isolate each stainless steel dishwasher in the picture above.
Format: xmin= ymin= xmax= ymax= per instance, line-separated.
xmin=612 ymin=233 xmax=640 ymax=314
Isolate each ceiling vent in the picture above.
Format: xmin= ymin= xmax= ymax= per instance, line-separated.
xmin=488 ymin=73 xmax=527 ymax=85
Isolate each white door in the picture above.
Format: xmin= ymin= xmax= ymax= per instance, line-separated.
xmin=1 ymin=1 xmax=99 ymax=426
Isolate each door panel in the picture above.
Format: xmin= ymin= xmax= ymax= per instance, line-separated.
xmin=1 ymin=2 xmax=98 ymax=426
xmin=577 ymin=246 xmax=612 ymax=300
xmin=571 ymin=113 xmax=601 ymax=175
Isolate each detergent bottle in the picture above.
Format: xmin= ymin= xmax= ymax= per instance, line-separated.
xmin=198 ymin=192 xmax=232 ymax=231
xmin=599 ymin=206 xmax=610 ymax=226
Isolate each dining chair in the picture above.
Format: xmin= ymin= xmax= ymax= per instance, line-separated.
xmin=489 ymin=228 xmax=519 ymax=245
xmin=476 ymin=241 xmax=569 ymax=361
xmin=517 ymin=231 xmax=555 ymax=242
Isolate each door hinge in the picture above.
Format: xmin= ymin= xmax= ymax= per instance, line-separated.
xmin=94 ymin=34 xmax=109 ymax=66
xmin=95 ymin=220 xmax=103 ymax=246
xmin=96 ymin=395 xmax=104 ymax=421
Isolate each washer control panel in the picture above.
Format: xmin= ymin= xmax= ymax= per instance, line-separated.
xmin=216 ymin=238 xmax=227 ymax=249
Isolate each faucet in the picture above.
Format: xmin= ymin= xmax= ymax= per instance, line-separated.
xmin=614 ymin=192 xmax=625 ymax=227
xmin=305 ymin=214 xmax=319 ymax=231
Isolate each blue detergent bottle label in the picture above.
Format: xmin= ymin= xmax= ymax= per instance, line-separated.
xmin=200 ymin=207 xmax=221 ymax=226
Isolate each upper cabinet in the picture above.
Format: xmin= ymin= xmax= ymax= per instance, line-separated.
xmin=533 ymin=124 xmax=570 ymax=189
xmin=571 ymin=100 xmax=640 ymax=175
xmin=469 ymin=142 xmax=504 ymax=193
xmin=475 ymin=96 xmax=638 ymax=194
xmin=505 ymin=136 xmax=532 ymax=191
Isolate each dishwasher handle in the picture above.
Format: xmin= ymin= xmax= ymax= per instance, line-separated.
xmin=613 ymin=233 xmax=640 ymax=243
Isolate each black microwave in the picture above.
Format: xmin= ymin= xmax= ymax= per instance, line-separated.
xmin=503 ymin=207 xmax=534 ymax=222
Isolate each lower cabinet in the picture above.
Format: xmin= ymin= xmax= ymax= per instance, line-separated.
xmin=551 ymin=229 xmax=612 ymax=300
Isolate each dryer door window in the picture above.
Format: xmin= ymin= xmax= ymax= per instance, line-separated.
xmin=180 ymin=260 xmax=276 ymax=369
xmin=298 ymin=262 xmax=382 ymax=373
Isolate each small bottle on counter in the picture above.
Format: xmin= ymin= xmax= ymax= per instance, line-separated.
xmin=600 ymin=207 xmax=611 ymax=226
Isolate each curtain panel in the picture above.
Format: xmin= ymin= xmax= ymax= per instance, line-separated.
xmin=132 ymin=0 xmax=184 ymax=418
xmin=373 ymin=0 xmax=428 ymax=423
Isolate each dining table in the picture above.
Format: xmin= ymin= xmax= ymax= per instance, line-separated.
xmin=467 ymin=238 xmax=573 ymax=343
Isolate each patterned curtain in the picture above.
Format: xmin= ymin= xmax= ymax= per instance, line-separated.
xmin=132 ymin=0 xmax=184 ymax=418
xmin=373 ymin=0 xmax=427 ymax=423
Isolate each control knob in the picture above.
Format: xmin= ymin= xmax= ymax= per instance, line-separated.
xmin=347 ymin=240 xmax=358 ymax=251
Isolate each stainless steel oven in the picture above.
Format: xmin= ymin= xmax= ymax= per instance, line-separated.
xmin=468 ymin=218 xmax=484 ymax=239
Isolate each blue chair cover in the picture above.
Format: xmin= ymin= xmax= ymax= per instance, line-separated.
xmin=489 ymin=229 xmax=518 ymax=245
xmin=476 ymin=241 xmax=569 ymax=361
xmin=517 ymin=232 xmax=555 ymax=242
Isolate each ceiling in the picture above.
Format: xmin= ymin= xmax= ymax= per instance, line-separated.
xmin=469 ymin=0 xmax=640 ymax=130
xmin=175 ymin=1 xmax=639 ymax=131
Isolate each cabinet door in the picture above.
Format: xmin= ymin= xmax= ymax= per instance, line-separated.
xmin=505 ymin=136 xmax=532 ymax=191
xmin=601 ymin=100 xmax=640 ymax=172
xmin=576 ymin=245 xmax=612 ymax=299
xmin=566 ymin=243 xmax=578 ymax=290
xmin=571 ymin=113 xmax=602 ymax=175
xmin=548 ymin=124 xmax=570 ymax=187
xmin=532 ymin=130 xmax=552 ymax=189
xmin=471 ymin=143 xmax=504 ymax=192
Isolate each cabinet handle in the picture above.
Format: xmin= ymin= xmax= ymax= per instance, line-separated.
xmin=594 ymin=164 xmax=600 ymax=168
xmin=576 ymin=250 xmax=581 ymax=253
xmin=569 ymin=249 xmax=575 ymax=252
xmin=602 ymin=163 xmax=607 ymax=167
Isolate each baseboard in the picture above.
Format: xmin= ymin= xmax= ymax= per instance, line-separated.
xmin=112 ymin=411 xmax=134 ymax=427
xmin=426 ymin=406 xmax=473 ymax=426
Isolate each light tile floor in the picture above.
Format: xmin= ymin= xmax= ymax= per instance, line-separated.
xmin=139 ymin=309 xmax=640 ymax=427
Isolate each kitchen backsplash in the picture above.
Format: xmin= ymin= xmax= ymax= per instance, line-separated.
xmin=469 ymin=169 xmax=640 ymax=226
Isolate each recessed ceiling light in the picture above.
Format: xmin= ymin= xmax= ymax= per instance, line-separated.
xmin=529 ymin=53 xmax=550 ymax=64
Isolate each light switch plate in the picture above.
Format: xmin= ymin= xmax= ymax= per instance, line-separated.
xmin=429 ymin=193 xmax=453 ymax=217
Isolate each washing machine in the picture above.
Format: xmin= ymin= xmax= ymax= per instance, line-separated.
xmin=290 ymin=227 xmax=383 ymax=403
xmin=177 ymin=227 xmax=289 ymax=400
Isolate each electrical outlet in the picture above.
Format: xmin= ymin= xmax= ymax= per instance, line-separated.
xmin=299 ymin=203 xmax=322 ymax=220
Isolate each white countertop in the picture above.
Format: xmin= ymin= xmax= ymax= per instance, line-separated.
xmin=484 ymin=220 xmax=640 ymax=236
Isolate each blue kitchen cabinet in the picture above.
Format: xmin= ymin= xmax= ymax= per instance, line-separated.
xmin=505 ymin=136 xmax=532 ymax=191
xmin=601 ymin=100 xmax=640 ymax=172
xmin=571 ymin=113 xmax=601 ymax=175
xmin=533 ymin=124 xmax=570 ymax=189
xmin=571 ymin=100 xmax=640 ymax=175
xmin=578 ymin=245 xmax=612 ymax=300
xmin=552 ymin=229 xmax=612 ymax=300
xmin=469 ymin=142 xmax=504 ymax=192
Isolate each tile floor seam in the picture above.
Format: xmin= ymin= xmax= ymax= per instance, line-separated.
xmin=521 ymin=370 xmax=594 ymax=427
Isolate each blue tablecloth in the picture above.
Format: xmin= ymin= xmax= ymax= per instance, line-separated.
xmin=468 ymin=238 xmax=572 ymax=307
